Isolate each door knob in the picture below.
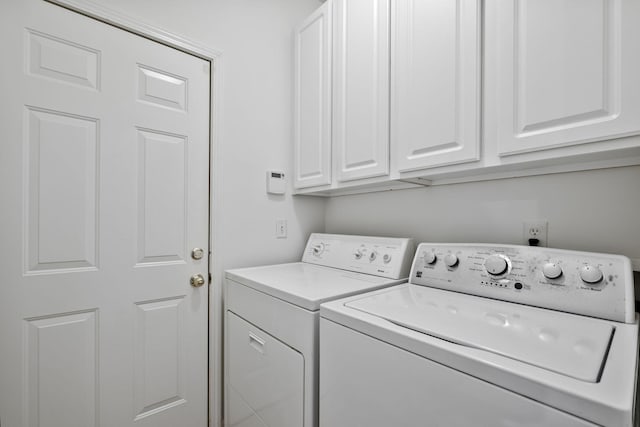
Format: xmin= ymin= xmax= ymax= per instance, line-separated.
xmin=190 ymin=274 xmax=206 ymax=287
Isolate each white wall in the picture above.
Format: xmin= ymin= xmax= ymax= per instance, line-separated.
xmin=326 ymin=166 xmax=640 ymax=265
xmin=90 ymin=1 xmax=326 ymax=425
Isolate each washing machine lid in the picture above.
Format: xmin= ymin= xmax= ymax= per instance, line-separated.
xmin=345 ymin=285 xmax=614 ymax=382
xmin=226 ymin=263 xmax=405 ymax=311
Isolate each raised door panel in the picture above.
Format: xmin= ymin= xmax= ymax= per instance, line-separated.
xmin=134 ymin=298 xmax=186 ymax=420
xmin=294 ymin=2 xmax=332 ymax=189
xmin=27 ymin=29 xmax=101 ymax=90
xmin=492 ymin=0 xmax=640 ymax=156
xmin=136 ymin=129 xmax=187 ymax=265
xmin=391 ymin=0 xmax=480 ymax=173
xmin=333 ymin=0 xmax=390 ymax=182
xmin=25 ymin=107 xmax=99 ymax=273
xmin=25 ymin=311 xmax=98 ymax=427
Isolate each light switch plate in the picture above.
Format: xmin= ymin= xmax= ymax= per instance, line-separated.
xmin=276 ymin=219 xmax=287 ymax=238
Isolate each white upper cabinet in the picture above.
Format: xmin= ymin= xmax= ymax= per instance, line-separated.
xmin=391 ymin=0 xmax=481 ymax=173
xmin=294 ymin=0 xmax=640 ymax=195
xmin=294 ymin=1 xmax=332 ymax=189
xmin=489 ymin=0 xmax=640 ymax=156
xmin=333 ymin=0 xmax=390 ymax=182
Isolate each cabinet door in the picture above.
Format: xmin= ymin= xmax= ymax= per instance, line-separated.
xmin=294 ymin=2 xmax=332 ymax=189
xmin=333 ymin=0 xmax=390 ymax=182
xmin=392 ymin=0 xmax=481 ymax=173
xmin=490 ymin=0 xmax=640 ymax=156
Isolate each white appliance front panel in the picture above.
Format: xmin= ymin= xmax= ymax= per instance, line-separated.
xmin=226 ymin=263 xmax=405 ymax=311
xmin=224 ymin=280 xmax=318 ymax=427
xmin=303 ymin=233 xmax=415 ymax=279
xmin=320 ymin=318 xmax=597 ymax=427
xmin=228 ymin=312 xmax=304 ymax=427
xmin=346 ymin=285 xmax=613 ymax=382
xmin=410 ymin=243 xmax=635 ymax=323
xmin=320 ymin=285 xmax=638 ymax=426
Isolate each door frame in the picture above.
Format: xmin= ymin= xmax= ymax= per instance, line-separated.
xmin=42 ymin=1 xmax=224 ymax=426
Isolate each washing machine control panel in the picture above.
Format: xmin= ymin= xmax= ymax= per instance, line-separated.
xmin=411 ymin=243 xmax=635 ymax=323
xmin=303 ymin=234 xmax=416 ymax=280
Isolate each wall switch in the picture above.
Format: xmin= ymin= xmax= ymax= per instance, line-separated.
xmin=276 ymin=219 xmax=287 ymax=239
xmin=523 ymin=221 xmax=548 ymax=247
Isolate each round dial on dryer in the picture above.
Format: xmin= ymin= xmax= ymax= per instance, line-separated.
xmin=354 ymin=248 xmax=364 ymax=260
xmin=444 ymin=253 xmax=459 ymax=268
xmin=312 ymin=243 xmax=325 ymax=256
xmin=484 ymin=254 xmax=509 ymax=276
xmin=542 ymin=262 xmax=563 ymax=279
xmin=579 ymin=264 xmax=603 ymax=284
xmin=383 ymin=254 xmax=392 ymax=264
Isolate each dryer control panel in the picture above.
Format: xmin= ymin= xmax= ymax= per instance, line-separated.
xmin=410 ymin=243 xmax=635 ymax=323
xmin=303 ymin=234 xmax=415 ymax=280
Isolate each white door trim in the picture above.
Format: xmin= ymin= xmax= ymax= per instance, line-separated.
xmin=46 ymin=0 xmax=221 ymax=60
xmin=42 ymin=1 xmax=224 ymax=426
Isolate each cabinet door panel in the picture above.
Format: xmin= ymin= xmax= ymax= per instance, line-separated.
xmin=392 ymin=0 xmax=481 ymax=172
xmin=492 ymin=0 xmax=640 ymax=156
xmin=294 ymin=2 xmax=332 ymax=189
xmin=333 ymin=0 xmax=390 ymax=182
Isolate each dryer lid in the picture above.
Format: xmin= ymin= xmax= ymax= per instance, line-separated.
xmin=345 ymin=285 xmax=614 ymax=382
xmin=226 ymin=263 xmax=405 ymax=311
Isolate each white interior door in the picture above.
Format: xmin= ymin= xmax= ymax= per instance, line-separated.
xmin=0 ymin=1 xmax=210 ymax=426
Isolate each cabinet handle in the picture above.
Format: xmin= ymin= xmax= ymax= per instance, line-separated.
xmin=248 ymin=332 xmax=265 ymax=354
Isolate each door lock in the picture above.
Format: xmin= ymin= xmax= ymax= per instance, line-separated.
xmin=191 ymin=248 xmax=205 ymax=260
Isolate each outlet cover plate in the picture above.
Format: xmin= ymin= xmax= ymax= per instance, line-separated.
xmin=523 ymin=221 xmax=548 ymax=247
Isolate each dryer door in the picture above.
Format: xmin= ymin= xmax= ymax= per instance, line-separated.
xmin=227 ymin=312 xmax=304 ymax=427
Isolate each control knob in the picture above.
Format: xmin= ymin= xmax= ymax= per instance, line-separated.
xmin=444 ymin=253 xmax=459 ymax=268
xmin=312 ymin=243 xmax=325 ymax=256
xmin=580 ymin=264 xmax=603 ymax=284
xmin=423 ymin=251 xmax=437 ymax=265
xmin=383 ymin=254 xmax=392 ymax=264
xmin=542 ymin=262 xmax=563 ymax=280
xmin=484 ymin=254 xmax=509 ymax=276
xmin=369 ymin=251 xmax=378 ymax=262
xmin=354 ymin=249 xmax=364 ymax=260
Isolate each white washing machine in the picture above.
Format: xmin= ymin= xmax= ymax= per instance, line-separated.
xmin=224 ymin=233 xmax=415 ymax=427
xmin=320 ymin=243 xmax=639 ymax=427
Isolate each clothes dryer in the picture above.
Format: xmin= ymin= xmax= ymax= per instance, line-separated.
xmin=224 ymin=233 xmax=415 ymax=427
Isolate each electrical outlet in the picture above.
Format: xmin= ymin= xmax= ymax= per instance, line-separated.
xmin=523 ymin=221 xmax=548 ymax=247
xmin=276 ymin=219 xmax=287 ymax=239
